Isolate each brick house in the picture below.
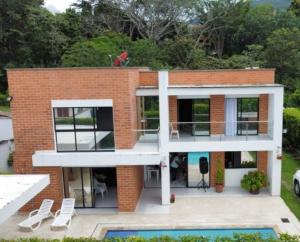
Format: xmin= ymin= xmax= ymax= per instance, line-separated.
xmin=7 ymin=67 xmax=284 ymax=212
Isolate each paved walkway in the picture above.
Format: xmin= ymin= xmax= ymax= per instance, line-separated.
xmin=0 ymin=196 xmax=299 ymax=239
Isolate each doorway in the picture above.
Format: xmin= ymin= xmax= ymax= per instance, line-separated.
xmin=63 ymin=167 xmax=117 ymax=208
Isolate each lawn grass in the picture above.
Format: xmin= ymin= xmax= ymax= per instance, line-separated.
xmin=281 ymin=152 xmax=300 ymax=220
xmin=0 ymin=105 xmax=10 ymax=112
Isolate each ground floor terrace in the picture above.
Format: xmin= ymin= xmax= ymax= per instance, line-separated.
xmin=0 ymin=195 xmax=299 ymax=239
xmin=27 ymin=150 xmax=280 ymax=214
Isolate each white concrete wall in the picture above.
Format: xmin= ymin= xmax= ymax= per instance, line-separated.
xmin=225 ymin=168 xmax=257 ymax=187
xmin=0 ymin=118 xmax=13 ymax=142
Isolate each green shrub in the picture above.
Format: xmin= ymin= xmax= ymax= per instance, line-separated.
xmin=0 ymin=234 xmax=299 ymax=242
xmin=241 ymin=170 xmax=266 ymax=193
xmin=0 ymin=93 xmax=8 ymax=106
xmin=283 ymin=108 xmax=300 ymax=151
xmin=7 ymin=152 xmax=13 ymax=167
xmin=215 ymin=159 xmax=224 ymax=185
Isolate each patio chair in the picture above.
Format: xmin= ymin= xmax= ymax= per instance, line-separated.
xmin=170 ymin=123 xmax=179 ymax=139
xmin=51 ymin=198 xmax=77 ymax=230
xmin=93 ymin=178 xmax=108 ymax=199
xmin=18 ymin=199 xmax=54 ymax=231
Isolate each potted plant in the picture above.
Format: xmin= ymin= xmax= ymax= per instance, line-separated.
xmin=215 ymin=158 xmax=224 ymax=193
xmin=241 ymin=171 xmax=266 ymax=194
xmin=170 ymin=193 xmax=175 ymax=203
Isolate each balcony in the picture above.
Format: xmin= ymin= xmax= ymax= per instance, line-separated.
xmin=132 ymin=129 xmax=160 ymax=152
xmin=169 ymin=121 xmax=272 ymax=142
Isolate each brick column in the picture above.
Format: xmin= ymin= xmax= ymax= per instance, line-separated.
xmin=257 ymin=151 xmax=268 ymax=187
xmin=210 ymin=95 xmax=225 ymax=135
xmin=210 ymin=152 xmax=225 ymax=187
xmin=169 ymin=96 xmax=177 ymax=124
xmin=257 ymin=151 xmax=268 ymax=174
xmin=259 ymin=94 xmax=269 ymax=134
xmin=116 ymin=166 xmax=144 ymax=212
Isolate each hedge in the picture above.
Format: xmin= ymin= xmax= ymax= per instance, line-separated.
xmin=283 ymin=108 xmax=300 ymax=151
xmin=0 ymin=93 xmax=8 ymax=106
xmin=0 ymin=234 xmax=299 ymax=242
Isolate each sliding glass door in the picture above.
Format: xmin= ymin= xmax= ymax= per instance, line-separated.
xmin=237 ymin=98 xmax=259 ymax=135
xmin=63 ymin=168 xmax=93 ymax=208
xmin=192 ymin=99 xmax=210 ymax=136
xmin=63 ymin=167 xmax=118 ymax=208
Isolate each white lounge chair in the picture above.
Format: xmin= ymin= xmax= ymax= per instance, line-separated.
xmin=18 ymin=199 xmax=54 ymax=231
xmin=51 ymin=198 xmax=77 ymax=230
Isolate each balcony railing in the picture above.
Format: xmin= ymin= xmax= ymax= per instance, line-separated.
xmin=170 ymin=121 xmax=272 ymax=142
xmin=133 ymin=128 xmax=160 ymax=151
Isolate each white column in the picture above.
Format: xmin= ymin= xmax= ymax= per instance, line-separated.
xmin=268 ymin=87 xmax=284 ymax=196
xmin=159 ymin=70 xmax=170 ymax=205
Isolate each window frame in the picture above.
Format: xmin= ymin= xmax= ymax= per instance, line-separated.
xmin=53 ymin=107 xmax=115 ymax=152
xmin=236 ymin=97 xmax=259 ymax=136
xmin=225 ymin=151 xmax=258 ymax=169
xmin=192 ymin=98 xmax=211 ymax=136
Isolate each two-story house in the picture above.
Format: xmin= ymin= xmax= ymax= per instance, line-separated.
xmin=7 ymin=67 xmax=284 ymax=212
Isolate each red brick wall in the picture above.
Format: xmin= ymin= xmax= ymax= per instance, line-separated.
xmin=169 ymin=96 xmax=177 ymax=124
xmin=210 ymin=152 xmax=225 ymax=187
xmin=116 ymin=165 xmax=144 ymax=212
xmin=169 ymin=69 xmax=275 ymax=86
xmin=139 ymin=72 xmax=158 ymax=86
xmin=257 ymin=151 xmax=268 ymax=175
xmin=259 ymin=94 xmax=269 ymax=134
xmin=7 ymin=67 xmax=145 ymax=211
xmin=210 ymin=96 xmax=225 ymax=135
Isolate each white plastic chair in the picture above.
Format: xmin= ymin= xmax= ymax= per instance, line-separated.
xmin=51 ymin=198 xmax=77 ymax=230
xmin=170 ymin=123 xmax=179 ymax=139
xmin=18 ymin=199 xmax=54 ymax=231
xmin=94 ymin=178 xmax=108 ymax=199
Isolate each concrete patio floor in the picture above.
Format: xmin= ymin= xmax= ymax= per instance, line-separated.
xmin=0 ymin=196 xmax=299 ymax=239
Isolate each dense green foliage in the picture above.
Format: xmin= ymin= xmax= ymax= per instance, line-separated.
xmin=283 ymin=108 xmax=300 ymax=151
xmin=1 ymin=0 xmax=300 ymax=108
xmin=0 ymin=233 xmax=300 ymax=242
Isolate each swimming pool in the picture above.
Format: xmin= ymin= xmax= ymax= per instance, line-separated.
xmin=104 ymin=228 xmax=277 ymax=239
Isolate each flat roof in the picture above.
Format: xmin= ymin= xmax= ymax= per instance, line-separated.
xmin=6 ymin=67 xmax=150 ymax=71
xmin=0 ymin=175 xmax=49 ymax=224
xmin=6 ymin=67 xmax=275 ymax=72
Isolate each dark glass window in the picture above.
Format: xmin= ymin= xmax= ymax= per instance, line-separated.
xmin=192 ymin=99 xmax=210 ymax=136
xmin=237 ymin=98 xmax=259 ymax=135
xmin=139 ymin=96 xmax=159 ymax=129
xmin=225 ymin=151 xmax=257 ymax=169
xmin=54 ymin=107 xmax=114 ymax=152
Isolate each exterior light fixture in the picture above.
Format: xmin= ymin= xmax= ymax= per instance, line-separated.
xmin=6 ymin=96 xmax=13 ymax=102
xmin=276 ymin=146 xmax=282 ymax=160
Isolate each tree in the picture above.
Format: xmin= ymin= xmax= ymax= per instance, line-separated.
xmin=62 ymin=32 xmax=130 ymax=67
xmin=265 ymin=28 xmax=300 ymax=90
xmin=195 ymin=0 xmax=250 ymax=58
xmin=289 ymin=0 xmax=300 ymax=16
xmin=107 ymin=0 xmax=195 ymax=42
xmin=233 ymin=4 xmax=276 ymax=53
xmin=128 ymin=39 xmax=164 ymax=69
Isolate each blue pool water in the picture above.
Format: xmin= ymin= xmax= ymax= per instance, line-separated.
xmin=105 ymin=228 xmax=277 ymax=239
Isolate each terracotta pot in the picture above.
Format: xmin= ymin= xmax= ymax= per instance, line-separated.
xmin=170 ymin=194 xmax=176 ymax=203
xmin=250 ymin=188 xmax=260 ymax=194
xmin=215 ymin=184 xmax=224 ymax=193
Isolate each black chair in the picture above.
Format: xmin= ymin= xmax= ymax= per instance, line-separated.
xmin=197 ymin=157 xmax=209 ymax=191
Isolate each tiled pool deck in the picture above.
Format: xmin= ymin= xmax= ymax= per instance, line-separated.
xmin=0 ymin=196 xmax=299 ymax=239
